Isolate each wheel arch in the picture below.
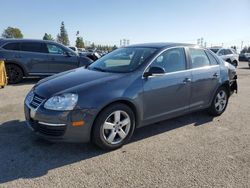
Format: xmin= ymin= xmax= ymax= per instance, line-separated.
xmin=5 ymin=61 xmax=28 ymax=76
xmin=90 ymin=99 xmax=140 ymax=139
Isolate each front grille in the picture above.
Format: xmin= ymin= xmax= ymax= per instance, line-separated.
xmin=29 ymin=120 xmax=66 ymax=137
xmin=30 ymin=94 xmax=45 ymax=109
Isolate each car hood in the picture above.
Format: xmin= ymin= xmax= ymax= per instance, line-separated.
xmin=34 ymin=68 xmax=125 ymax=97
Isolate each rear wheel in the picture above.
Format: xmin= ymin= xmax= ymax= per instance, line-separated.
xmin=208 ymin=87 xmax=229 ymax=116
xmin=6 ymin=64 xmax=23 ymax=84
xmin=92 ymin=103 xmax=135 ymax=150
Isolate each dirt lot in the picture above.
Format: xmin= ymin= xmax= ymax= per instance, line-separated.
xmin=0 ymin=62 xmax=250 ymax=188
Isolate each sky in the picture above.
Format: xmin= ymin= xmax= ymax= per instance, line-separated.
xmin=0 ymin=0 xmax=250 ymax=49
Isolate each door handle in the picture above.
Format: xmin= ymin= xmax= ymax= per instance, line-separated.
xmin=213 ymin=73 xmax=219 ymax=78
xmin=183 ymin=78 xmax=191 ymax=84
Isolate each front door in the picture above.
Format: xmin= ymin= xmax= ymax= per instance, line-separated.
xmin=46 ymin=44 xmax=79 ymax=73
xmin=143 ymin=47 xmax=191 ymax=124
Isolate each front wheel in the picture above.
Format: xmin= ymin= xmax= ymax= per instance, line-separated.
xmin=208 ymin=87 xmax=229 ymax=116
xmin=92 ymin=103 xmax=135 ymax=150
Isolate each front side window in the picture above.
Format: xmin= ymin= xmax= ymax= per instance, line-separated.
xmin=3 ymin=42 xmax=20 ymax=51
xmin=225 ymin=49 xmax=233 ymax=55
xmin=150 ymin=48 xmax=186 ymax=73
xmin=20 ymin=42 xmax=47 ymax=53
xmin=189 ymin=48 xmax=210 ymax=68
xmin=47 ymin=44 xmax=65 ymax=55
xmin=88 ymin=47 xmax=157 ymax=73
xmin=218 ymin=49 xmax=225 ymax=56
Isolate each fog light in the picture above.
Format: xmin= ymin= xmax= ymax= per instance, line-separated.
xmin=72 ymin=120 xmax=85 ymax=127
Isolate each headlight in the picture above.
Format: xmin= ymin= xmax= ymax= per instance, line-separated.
xmin=44 ymin=93 xmax=78 ymax=111
xmin=25 ymin=90 xmax=34 ymax=104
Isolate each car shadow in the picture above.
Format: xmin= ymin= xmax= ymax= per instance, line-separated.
xmin=238 ymin=67 xmax=250 ymax=70
xmin=8 ymin=77 xmax=42 ymax=86
xmin=0 ymin=111 xmax=213 ymax=183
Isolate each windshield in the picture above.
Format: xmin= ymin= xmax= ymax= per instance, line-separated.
xmin=88 ymin=47 xmax=157 ymax=73
xmin=210 ymin=48 xmax=219 ymax=54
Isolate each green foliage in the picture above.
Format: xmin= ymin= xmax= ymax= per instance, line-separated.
xmin=2 ymin=27 xmax=23 ymax=38
xmin=112 ymin=45 xmax=118 ymax=51
xmin=241 ymin=46 xmax=250 ymax=54
xmin=75 ymin=37 xmax=85 ymax=48
xmin=43 ymin=33 xmax=54 ymax=41
xmin=56 ymin=22 xmax=70 ymax=46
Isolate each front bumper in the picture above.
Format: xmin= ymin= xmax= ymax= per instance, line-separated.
xmin=24 ymin=103 xmax=97 ymax=143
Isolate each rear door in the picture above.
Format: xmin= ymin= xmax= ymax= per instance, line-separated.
xmin=20 ymin=42 xmax=50 ymax=74
xmin=46 ymin=43 xmax=79 ymax=73
xmin=188 ymin=48 xmax=220 ymax=110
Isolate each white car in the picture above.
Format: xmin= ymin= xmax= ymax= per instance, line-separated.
xmin=210 ymin=48 xmax=239 ymax=67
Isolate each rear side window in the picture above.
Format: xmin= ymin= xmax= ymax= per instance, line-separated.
xmin=2 ymin=42 xmax=20 ymax=51
xmin=205 ymin=51 xmax=219 ymax=65
xmin=47 ymin=44 xmax=65 ymax=55
xmin=189 ymin=48 xmax=210 ymax=68
xmin=20 ymin=42 xmax=47 ymax=53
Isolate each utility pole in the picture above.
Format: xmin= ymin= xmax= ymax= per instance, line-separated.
xmin=241 ymin=41 xmax=244 ymax=50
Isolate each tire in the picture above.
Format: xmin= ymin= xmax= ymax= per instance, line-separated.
xmin=92 ymin=103 xmax=136 ymax=150
xmin=6 ymin=64 xmax=23 ymax=84
xmin=208 ymin=86 xmax=229 ymax=116
xmin=232 ymin=60 xmax=238 ymax=67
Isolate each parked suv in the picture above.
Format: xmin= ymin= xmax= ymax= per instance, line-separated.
xmin=24 ymin=43 xmax=238 ymax=150
xmin=209 ymin=47 xmax=239 ymax=67
xmin=0 ymin=39 xmax=93 ymax=83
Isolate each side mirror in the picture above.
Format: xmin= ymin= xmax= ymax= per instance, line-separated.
xmin=143 ymin=66 xmax=165 ymax=78
xmin=64 ymin=51 xmax=72 ymax=57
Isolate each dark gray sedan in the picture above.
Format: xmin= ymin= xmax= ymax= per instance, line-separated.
xmin=24 ymin=43 xmax=237 ymax=150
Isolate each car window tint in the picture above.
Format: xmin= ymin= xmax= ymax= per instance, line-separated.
xmin=151 ymin=48 xmax=186 ymax=73
xmin=226 ymin=49 xmax=233 ymax=55
xmin=218 ymin=49 xmax=225 ymax=56
xmin=189 ymin=48 xmax=210 ymax=68
xmin=206 ymin=50 xmax=219 ymax=65
xmin=2 ymin=42 xmax=20 ymax=51
xmin=47 ymin=44 xmax=65 ymax=54
xmin=20 ymin=42 xmax=47 ymax=53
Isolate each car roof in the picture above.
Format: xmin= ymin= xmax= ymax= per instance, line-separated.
xmin=126 ymin=42 xmax=197 ymax=49
xmin=0 ymin=38 xmax=58 ymax=44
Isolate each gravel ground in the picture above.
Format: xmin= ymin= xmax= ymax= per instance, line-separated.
xmin=0 ymin=62 xmax=250 ymax=188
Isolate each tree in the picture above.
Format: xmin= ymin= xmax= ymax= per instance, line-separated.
xmin=112 ymin=45 xmax=118 ymax=51
xmin=231 ymin=46 xmax=237 ymax=51
xmin=2 ymin=27 xmax=23 ymax=38
xmin=91 ymin=42 xmax=95 ymax=48
xmin=75 ymin=37 xmax=84 ymax=48
xmin=43 ymin=33 xmax=54 ymax=41
xmin=56 ymin=22 xmax=70 ymax=46
xmin=241 ymin=46 xmax=248 ymax=54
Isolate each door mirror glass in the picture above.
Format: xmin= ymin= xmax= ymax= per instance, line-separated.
xmin=144 ymin=66 xmax=165 ymax=77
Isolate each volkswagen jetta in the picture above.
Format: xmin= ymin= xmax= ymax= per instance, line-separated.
xmin=24 ymin=43 xmax=237 ymax=150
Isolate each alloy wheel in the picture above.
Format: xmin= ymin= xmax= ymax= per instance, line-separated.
xmin=102 ymin=110 xmax=131 ymax=145
xmin=214 ymin=90 xmax=227 ymax=113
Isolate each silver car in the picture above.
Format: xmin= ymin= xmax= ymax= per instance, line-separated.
xmin=210 ymin=47 xmax=239 ymax=67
